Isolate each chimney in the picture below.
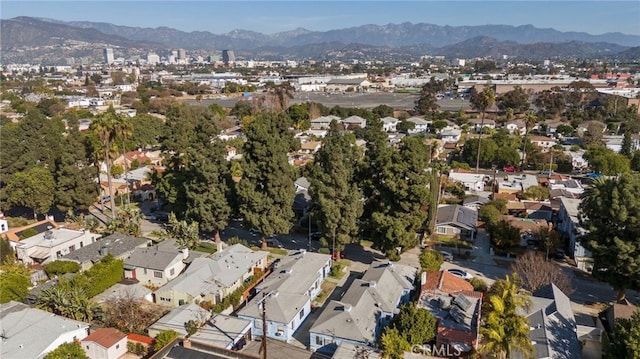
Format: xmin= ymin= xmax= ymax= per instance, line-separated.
xmin=421 ymin=271 xmax=427 ymax=285
xmin=183 ymin=339 xmax=192 ymax=349
xmin=216 ymin=241 xmax=224 ymax=253
xmin=180 ymin=247 xmax=189 ymax=260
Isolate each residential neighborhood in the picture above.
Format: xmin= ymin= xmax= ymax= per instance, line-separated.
xmin=1 ymin=7 xmax=640 ymax=359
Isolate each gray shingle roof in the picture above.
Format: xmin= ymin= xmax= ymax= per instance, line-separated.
xmin=61 ymin=233 xmax=148 ymax=264
xmin=149 ymin=303 xmax=211 ymax=337
xmin=124 ymin=239 xmax=183 ymax=271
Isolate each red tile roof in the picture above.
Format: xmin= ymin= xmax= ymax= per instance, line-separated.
xmin=127 ymin=333 xmax=155 ymax=346
xmin=437 ymin=326 xmax=477 ymax=346
xmin=422 ymin=270 xmax=474 ymax=295
xmin=82 ymin=328 xmax=126 ymax=348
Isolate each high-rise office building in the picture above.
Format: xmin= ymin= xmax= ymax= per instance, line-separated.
xmin=103 ymin=48 xmax=115 ymax=65
xmin=222 ymin=50 xmax=235 ymax=67
xmin=178 ymin=48 xmax=186 ymax=61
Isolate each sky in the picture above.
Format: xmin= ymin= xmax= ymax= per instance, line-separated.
xmin=2 ymin=1 xmax=639 ymax=36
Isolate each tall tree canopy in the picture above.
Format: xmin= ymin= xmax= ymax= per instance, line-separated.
xmin=579 ymin=173 xmax=640 ymax=301
xmin=236 ymin=112 xmax=299 ymax=247
xmin=7 ymin=166 xmax=55 ymax=218
xmin=306 ymin=121 xmax=363 ymax=254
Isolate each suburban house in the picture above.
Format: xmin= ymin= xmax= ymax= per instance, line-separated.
xmin=148 ymin=303 xmax=212 ymax=338
xmin=189 ymin=314 xmax=252 ymax=350
xmin=406 ymin=117 xmax=430 ymax=133
xmin=2 ymin=215 xmax=58 ymax=243
xmin=310 ymin=115 xmax=341 ymax=130
xmin=462 ymin=195 xmax=491 ymax=211
xmin=418 ymin=270 xmax=483 ymax=355
xmin=435 ymin=204 xmax=478 ymax=241
xmin=153 ymin=244 xmax=268 ymax=307
xmin=300 ymin=141 xmax=322 ymax=154
xmin=557 ymin=197 xmax=591 ymax=271
xmin=448 ymin=171 xmax=487 ymax=192
xmin=81 ymin=328 xmax=128 ymax=359
xmin=439 ymin=128 xmax=462 ymax=143
xmin=515 ymin=284 xmax=583 ymax=359
xmin=544 ymin=120 xmax=566 ymax=138
xmin=237 ymin=250 xmax=332 ymax=342
xmin=61 ymin=233 xmax=149 ymax=271
xmin=309 ymin=261 xmax=417 ymax=354
xmin=342 ymin=115 xmax=367 ymax=129
xmin=497 ymin=174 xmax=539 ymax=194
xmin=529 ymin=136 xmax=557 ymax=152
xmin=548 ymin=178 xmax=584 ymax=197
xmin=567 ymin=149 xmax=589 ymax=170
xmin=468 ymin=117 xmax=496 ymax=132
xmin=380 ymin=116 xmax=399 ymax=132
xmin=123 ymin=239 xmax=189 ymax=286
xmin=0 ymin=301 xmax=90 ymax=359
xmin=15 ymin=228 xmax=101 ymax=265
xmin=601 ymin=300 xmax=638 ymax=333
xmin=505 ymin=119 xmax=527 ymax=135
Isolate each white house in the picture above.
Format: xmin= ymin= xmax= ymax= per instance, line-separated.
xmin=148 ymin=303 xmax=212 ymax=338
xmin=380 ymin=117 xmax=399 ymax=132
xmin=439 ymin=128 xmax=462 ymax=143
xmin=557 ymin=197 xmax=591 ymax=271
xmin=567 ymin=149 xmax=589 ymax=170
xmin=153 ymin=244 xmax=268 ymax=307
xmin=237 ymin=250 xmax=331 ymax=343
xmin=448 ymin=171 xmax=487 ymax=192
xmin=15 ymin=228 xmax=101 ymax=265
xmin=124 ymin=239 xmax=188 ymax=286
xmin=529 ymin=136 xmax=557 ymax=152
xmin=0 ymin=301 xmax=90 ymax=359
xmin=81 ymin=328 xmax=128 ymax=359
xmin=310 ymin=115 xmax=340 ymax=130
xmin=342 ymin=115 xmax=367 ymax=129
xmin=406 ymin=117 xmax=430 ymax=134
xmin=468 ymin=118 xmax=496 ymax=132
xmin=505 ymin=119 xmax=526 ymax=135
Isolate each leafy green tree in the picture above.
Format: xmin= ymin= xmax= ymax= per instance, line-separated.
xmin=236 ymin=112 xmax=299 ymax=248
xmin=584 ymin=146 xmax=630 ymax=175
xmin=496 ymin=86 xmax=530 ymax=114
xmin=391 ymin=304 xmax=437 ymax=345
xmin=129 ymin=114 xmax=166 ymax=149
xmin=380 ymin=327 xmax=410 ymax=359
xmin=396 ymin=120 xmax=415 ymax=134
xmin=307 ymin=121 xmax=363 ymax=255
xmin=470 ymin=87 xmax=496 ymax=172
xmin=0 ymin=238 xmax=15 ymax=264
xmin=164 ymin=213 xmax=200 ymax=250
xmin=579 ymin=173 xmax=640 ymax=301
xmin=490 ymin=220 xmax=521 ymax=250
xmin=480 ymin=274 xmax=533 ymax=359
xmin=419 ymin=250 xmax=444 ymax=272
xmin=372 ymin=104 xmax=394 ymax=118
xmin=106 ymin=206 xmax=142 ymax=237
xmin=518 ymin=185 xmax=550 ymax=201
xmin=7 ymin=166 xmax=55 ymax=219
xmin=37 ymin=279 xmax=98 ymax=321
xmin=605 ymin=309 xmax=640 ymax=359
xmin=287 ymin=103 xmax=310 ymax=130
xmin=44 ymin=341 xmax=88 ymax=359
xmin=0 ymin=264 xmax=31 ymax=303
xmin=621 ymin=131 xmax=634 ymax=158
xmin=462 ymin=137 xmax=498 ymax=168
xmin=154 ymin=330 xmax=179 ymax=351
xmin=54 ymin=123 xmax=99 ymax=212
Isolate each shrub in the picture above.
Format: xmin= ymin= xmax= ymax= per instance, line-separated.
xmin=44 ymin=260 xmax=81 ymax=277
xmin=419 ymin=250 xmax=444 ymax=273
xmin=470 ymin=277 xmax=489 ymax=292
xmin=153 ymin=330 xmax=179 ymax=351
xmin=330 ymin=263 xmax=344 ymax=277
xmin=226 ymin=237 xmax=249 ymax=247
xmin=83 ymin=254 xmax=124 ymax=297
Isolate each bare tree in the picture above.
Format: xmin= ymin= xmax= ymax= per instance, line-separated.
xmin=102 ymin=292 xmax=166 ymax=334
xmin=511 ymin=252 xmax=573 ymax=296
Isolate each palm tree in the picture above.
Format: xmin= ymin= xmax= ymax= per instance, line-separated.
xmin=480 ymin=274 xmax=534 ymax=359
xmin=267 ymin=81 xmax=294 ymax=112
xmin=520 ymin=111 xmax=538 ymax=170
xmin=470 ymin=87 xmax=496 ymax=172
xmin=114 ymin=114 xmax=134 ymax=205
xmin=90 ymin=112 xmax=119 ymax=218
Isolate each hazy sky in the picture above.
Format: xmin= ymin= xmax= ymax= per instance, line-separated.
xmin=2 ymin=1 xmax=639 ymax=36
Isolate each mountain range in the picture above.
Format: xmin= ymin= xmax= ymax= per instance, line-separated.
xmin=1 ymin=16 xmax=639 ymax=64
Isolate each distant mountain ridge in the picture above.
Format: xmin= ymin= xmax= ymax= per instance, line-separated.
xmin=1 ymin=16 xmax=638 ymax=64
xmin=35 ymin=17 xmax=640 ymax=49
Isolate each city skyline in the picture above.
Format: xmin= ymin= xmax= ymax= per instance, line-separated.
xmin=2 ymin=1 xmax=640 ymax=37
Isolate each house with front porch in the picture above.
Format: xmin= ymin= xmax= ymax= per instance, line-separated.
xmin=152 ymin=244 xmax=268 ymax=308
xmin=237 ymin=250 xmax=331 ymax=343
xmin=435 ymin=204 xmax=478 ymax=241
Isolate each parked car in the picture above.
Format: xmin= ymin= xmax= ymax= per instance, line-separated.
xmin=331 ymin=250 xmax=346 ymax=259
xmin=99 ymin=196 xmax=111 ymax=204
xmin=249 ymin=228 xmax=260 ymax=236
xmin=439 ymin=251 xmax=454 ymax=262
xmin=447 ymin=268 xmax=473 ymax=280
xmin=503 ymin=166 xmax=516 ymax=172
xmin=266 ymin=238 xmax=283 ymax=248
xmin=309 ymin=232 xmax=323 ymax=240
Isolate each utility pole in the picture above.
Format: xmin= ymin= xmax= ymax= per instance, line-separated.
xmin=257 ymin=291 xmax=273 ymax=359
